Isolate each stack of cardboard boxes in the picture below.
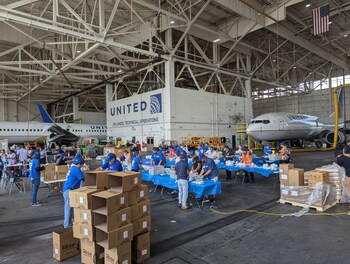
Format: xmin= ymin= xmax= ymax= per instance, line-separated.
xmin=41 ymin=164 xmax=69 ymax=181
xmin=279 ymin=164 xmax=336 ymax=208
xmin=53 ymin=170 xmax=151 ymax=263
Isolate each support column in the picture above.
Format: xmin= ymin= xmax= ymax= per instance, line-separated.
xmin=245 ymin=78 xmax=253 ymax=120
xmin=164 ymin=60 xmax=175 ymax=141
xmin=0 ymin=93 xmax=5 ymax=121
xmin=106 ymin=83 xmax=114 ymax=103
xmin=72 ymin=96 xmax=79 ymax=120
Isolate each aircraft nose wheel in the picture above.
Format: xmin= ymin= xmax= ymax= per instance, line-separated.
xmin=315 ymin=140 xmax=323 ymax=148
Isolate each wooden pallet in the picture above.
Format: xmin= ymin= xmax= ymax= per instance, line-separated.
xmin=279 ymin=199 xmax=337 ymax=212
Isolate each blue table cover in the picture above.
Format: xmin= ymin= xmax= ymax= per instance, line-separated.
xmin=141 ymin=172 xmax=221 ymax=198
xmin=224 ymin=165 xmax=279 ymax=177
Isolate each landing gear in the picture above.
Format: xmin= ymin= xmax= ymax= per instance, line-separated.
xmin=315 ymin=140 xmax=323 ymax=148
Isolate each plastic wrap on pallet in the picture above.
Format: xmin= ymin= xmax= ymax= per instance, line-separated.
xmin=280 ymin=183 xmax=336 ymax=207
xmin=315 ymin=163 xmax=346 ymax=202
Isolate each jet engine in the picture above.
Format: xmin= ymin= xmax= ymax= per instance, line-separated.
xmin=324 ymin=130 xmax=347 ymax=145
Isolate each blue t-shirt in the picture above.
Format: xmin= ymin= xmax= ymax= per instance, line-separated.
xmin=202 ymin=158 xmax=219 ymax=180
xmin=101 ymin=160 xmax=123 ymax=171
xmin=151 ymin=152 xmax=165 ymax=165
xmin=198 ymin=147 xmax=205 ymax=160
xmin=174 ymin=160 xmax=188 ymax=180
xmin=63 ymin=165 xmax=84 ymax=191
xmin=132 ymin=157 xmax=142 ymax=171
xmin=204 ymin=146 xmax=209 ymax=152
xmin=263 ymin=147 xmax=272 ymax=156
xmin=29 ymin=158 xmax=41 ymax=181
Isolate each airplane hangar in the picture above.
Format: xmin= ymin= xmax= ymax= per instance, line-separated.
xmin=0 ymin=1 xmax=350 ymax=264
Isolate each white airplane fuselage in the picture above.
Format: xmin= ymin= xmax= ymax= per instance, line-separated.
xmin=246 ymin=112 xmax=338 ymax=141
xmin=0 ymin=122 xmax=107 ymax=144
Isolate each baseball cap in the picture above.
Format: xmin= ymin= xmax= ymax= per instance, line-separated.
xmin=189 ymin=150 xmax=195 ymax=157
xmin=119 ymin=156 xmax=126 ymax=161
xmin=175 ymin=149 xmax=181 ymax=156
xmin=242 ymin=147 xmax=249 ymax=151
xmin=106 ymin=153 xmax=116 ymax=162
xmin=180 ymin=153 xmax=187 ymax=160
xmin=334 ymin=149 xmax=343 ymax=157
xmin=32 ymin=151 xmax=40 ymax=159
xmin=152 ymin=147 xmax=159 ymax=151
xmin=73 ymin=155 xmax=85 ymax=165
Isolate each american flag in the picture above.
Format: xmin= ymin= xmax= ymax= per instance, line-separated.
xmin=312 ymin=4 xmax=330 ymax=35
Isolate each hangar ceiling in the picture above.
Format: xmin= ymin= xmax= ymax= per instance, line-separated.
xmin=0 ymin=0 xmax=349 ymax=113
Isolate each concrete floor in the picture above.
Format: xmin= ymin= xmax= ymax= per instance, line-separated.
xmin=1 ymin=151 xmax=350 ymax=264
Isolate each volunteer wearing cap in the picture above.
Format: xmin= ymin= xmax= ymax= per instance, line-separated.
xmin=151 ymin=147 xmax=165 ymax=166
xmin=180 ymin=143 xmax=189 ymax=155
xmin=335 ymin=149 xmax=350 ymax=196
xmin=174 ymin=153 xmax=189 ymax=209
xmin=223 ymin=145 xmax=234 ymax=180
xmin=62 ymin=155 xmax=85 ymax=228
xmin=199 ymin=155 xmax=219 ymax=181
xmin=197 ymin=144 xmax=205 ymax=160
xmin=174 ymin=149 xmax=182 ymax=164
xmin=241 ymin=147 xmax=254 ymax=183
xmin=131 ymin=151 xmax=143 ymax=172
xmin=343 ymin=140 xmax=350 ymax=157
xmin=263 ymin=143 xmax=272 ymax=157
xmin=96 ymin=153 xmax=123 ymax=171
xmin=190 ymin=150 xmax=201 ymax=173
xmin=29 ymin=151 xmax=45 ymax=206
xmin=204 ymin=142 xmax=209 ymax=152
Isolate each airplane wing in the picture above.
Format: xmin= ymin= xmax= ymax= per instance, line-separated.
xmin=47 ymin=124 xmax=79 ymax=144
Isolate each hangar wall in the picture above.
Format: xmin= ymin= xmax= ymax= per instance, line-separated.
xmin=73 ymin=111 xmax=106 ymax=125
xmin=253 ymin=89 xmax=349 ymax=119
xmin=0 ymin=100 xmax=41 ymax=122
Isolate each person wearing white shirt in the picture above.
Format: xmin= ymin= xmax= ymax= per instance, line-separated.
xmin=206 ymin=146 xmax=218 ymax=160
xmin=17 ymin=146 xmax=28 ymax=163
xmin=180 ymin=144 xmax=189 ymax=155
xmin=6 ymin=150 xmax=16 ymax=165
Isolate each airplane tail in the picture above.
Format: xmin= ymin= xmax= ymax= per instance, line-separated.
xmin=37 ymin=104 xmax=54 ymax=123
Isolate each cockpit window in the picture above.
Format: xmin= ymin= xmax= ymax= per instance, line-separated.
xmin=252 ymin=120 xmax=270 ymax=124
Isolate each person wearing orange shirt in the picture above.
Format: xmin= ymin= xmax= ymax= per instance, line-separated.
xmin=241 ymin=147 xmax=255 ymax=183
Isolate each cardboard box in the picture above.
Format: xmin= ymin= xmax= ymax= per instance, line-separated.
xmin=73 ymin=222 xmax=95 ymax=242
xmin=128 ymin=185 xmax=148 ymax=206
xmin=81 ymin=238 xmax=104 ymax=264
xmin=279 ymin=163 xmax=294 ymax=186
xmin=308 ymin=171 xmax=330 ymax=188
xmin=53 ymin=228 xmax=80 ymax=261
xmin=92 ymin=191 xmax=128 ymax=215
xmin=69 ymin=187 xmax=102 ymax=210
xmin=107 ymin=171 xmax=141 ymax=193
xmin=132 ymin=232 xmax=150 ymax=263
xmin=96 ymin=224 xmax=133 ymax=250
xmin=85 ymin=171 xmax=109 ymax=189
xmin=56 ymin=165 xmax=69 ymax=180
xmin=132 ymin=215 xmax=151 ymax=236
xmin=94 ymin=207 xmax=131 ymax=232
xmin=104 ymin=147 xmax=130 ymax=156
xmin=41 ymin=163 xmax=56 ymax=181
xmin=309 ymin=171 xmax=329 ymax=182
xmin=131 ymin=200 xmax=151 ymax=222
xmin=74 ymin=208 xmax=94 ymax=226
xmin=288 ymin=168 xmax=304 ymax=186
xmin=104 ymin=242 xmax=131 ymax=264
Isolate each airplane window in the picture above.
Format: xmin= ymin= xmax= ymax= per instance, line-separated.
xmin=253 ymin=120 xmax=263 ymax=123
xmin=22 ymin=129 xmax=24 ymax=131
xmin=30 ymin=129 xmax=32 ymax=131
xmin=263 ymin=120 xmax=270 ymax=124
xmin=11 ymin=129 xmax=13 ymax=131
xmin=0 ymin=129 xmax=2 ymax=131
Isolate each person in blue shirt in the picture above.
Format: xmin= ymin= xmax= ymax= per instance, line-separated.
xmin=29 ymin=151 xmax=45 ymax=206
xmin=174 ymin=154 xmax=189 ymax=209
xmin=223 ymin=145 xmax=234 ymax=180
xmin=131 ymin=151 xmax=143 ymax=172
xmin=198 ymin=155 xmax=219 ymax=203
xmin=62 ymin=155 xmax=85 ymax=228
xmin=203 ymin=142 xmax=210 ymax=152
xmin=263 ymin=143 xmax=272 ymax=157
xmin=96 ymin=153 xmax=123 ymax=171
xmin=197 ymin=144 xmax=205 ymax=160
xmin=151 ymin=147 xmax=165 ymax=166
xmin=199 ymin=155 xmax=219 ymax=181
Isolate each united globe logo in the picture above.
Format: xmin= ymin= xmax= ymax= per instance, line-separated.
xmin=150 ymin=93 xmax=162 ymax=114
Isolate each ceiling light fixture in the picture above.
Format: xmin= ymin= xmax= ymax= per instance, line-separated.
xmin=344 ymin=34 xmax=348 ymax=37
xmin=170 ymin=20 xmax=175 ymax=24
xmin=306 ymin=4 xmax=311 ymax=7
xmin=293 ymin=66 xmax=297 ymax=69
xmin=77 ymin=50 xmax=81 ymax=53
xmin=329 ymin=21 xmax=332 ymax=24
xmin=272 ymin=59 xmax=276 ymax=62
xmin=117 ymin=69 xmax=123 ymax=73
xmin=213 ymin=38 xmax=220 ymax=43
